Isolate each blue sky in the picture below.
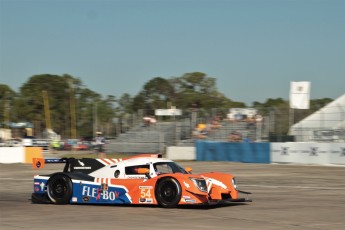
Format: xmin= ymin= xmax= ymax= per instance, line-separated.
xmin=0 ymin=0 xmax=344 ymax=106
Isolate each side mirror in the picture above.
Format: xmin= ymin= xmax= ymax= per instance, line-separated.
xmin=185 ymin=167 xmax=192 ymax=173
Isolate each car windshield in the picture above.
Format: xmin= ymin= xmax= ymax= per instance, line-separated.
xmin=153 ymin=162 xmax=188 ymax=174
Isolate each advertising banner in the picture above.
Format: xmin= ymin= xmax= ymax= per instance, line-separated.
xmin=290 ymin=81 xmax=310 ymax=109
xmin=155 ymin=109 xmax=182 ymax=116
xmin=271 ymin=143 xmax=345 ymax=165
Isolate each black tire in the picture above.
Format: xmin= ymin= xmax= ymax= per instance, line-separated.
xmin=155 ymin=177 xmax=182 ymax=208
xmin=47 ymin=174 xmax=73 ymax=204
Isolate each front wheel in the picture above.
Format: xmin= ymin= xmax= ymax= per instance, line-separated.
xmin=155 ymin=177 xmax=182 ymax=208
xmin=47 ymin=174 xmax=73 ymax=204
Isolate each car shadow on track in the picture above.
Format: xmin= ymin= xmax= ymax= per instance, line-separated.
xmin=29 ymin=198 xmax=250 ymax=210
xmin=57 ymin=202 xmax=249 ymax=210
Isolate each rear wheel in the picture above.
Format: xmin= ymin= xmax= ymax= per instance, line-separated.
xmin=47 ymin=174 xmax=73 ymax=204
xmin=155 ymin=177 xmax=181 ymax=208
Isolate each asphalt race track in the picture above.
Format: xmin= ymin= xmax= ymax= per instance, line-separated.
xmin=1 ymin=161 xmax=344 ymax=230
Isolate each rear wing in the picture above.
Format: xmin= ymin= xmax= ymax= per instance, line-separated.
xmin=32 ymin=154 xmax=163 ymax=172
xmin=33 ymin=158 xmax=69 ymax=172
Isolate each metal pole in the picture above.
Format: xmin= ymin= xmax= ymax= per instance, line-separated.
xmin=93 ymin=102 xmax=98 ymax=138
xmin=68 ymin=80 xmax=77 ymax=139
xmin=289 ymin=108 xmax=295 ymax=130
xmin=3 ymin=91 xmax=10 ymax=128
xmin=42 ymin=90 xmax=52 ymax=130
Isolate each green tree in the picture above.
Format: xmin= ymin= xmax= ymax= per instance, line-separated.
xmin=0 ymin=84 xmax=17 ymax=125
xmin=252 ymin=98 xmax=290 ymax=136
xmin=132 ymin=77 xmax=175 ymax=114
xmin=17 ymin=74 xmax=70 ymax=137
xmin=76 ymin=88 xmax=101 ymax=137
xmin=117 ymin=93 xmax=134 ymax=115
xmin=16 ymin=74 xmax=118 ymax=138
xmin=172 ymin=72 xmax=244 ymax=110
xmin=132 ymin=72 xmax=245 ymax=117
xmin=97 ymin=95 xmax=116 ymax=136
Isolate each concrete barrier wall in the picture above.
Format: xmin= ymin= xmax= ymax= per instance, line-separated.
xmin=166 ymin=146 xmax=196 ymax=160
xmin=195 ymin=141 xmax=270 ymax=163
xmin=24 ymin=147 xmax=43 ymax=164
xmin=0 ymin=147 xmax=25 ymax=163
xmin=1 ymin=142 xmax=343 ymax=166
xmin=167 ymin=141 xmax=344 ymax=166
xmin=329 ymin=143 xmax=345 ymax=165
xmin=0 ymin=147 xmax=42 ymax=164
xmin=271 ymin=142 xmax=345 ymax=165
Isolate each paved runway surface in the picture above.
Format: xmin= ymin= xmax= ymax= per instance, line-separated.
xmin=1 ymin=161 xmax=344 ymax=230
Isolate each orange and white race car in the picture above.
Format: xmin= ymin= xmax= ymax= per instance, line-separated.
xmin=32 ymin=154 xmax=251 ymax=208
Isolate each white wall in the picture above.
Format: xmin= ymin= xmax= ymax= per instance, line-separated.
xmin=0 ymin=147 xmax=25 ymax=163
xmin=271 ymin=143 xmax=345 ymax=165
xmin=166 ymin=147 xmax=196 ymax=160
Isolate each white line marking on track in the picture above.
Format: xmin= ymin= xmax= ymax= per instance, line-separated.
xmin=0 ymin=178 xmax=32 ymax=181
xmin=243 ymin=184 xmax=345 ymax=190
xmin=1 ymin=179 xmax=344 ymax=190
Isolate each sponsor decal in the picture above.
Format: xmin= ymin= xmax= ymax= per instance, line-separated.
xmin=74 ymin=159 xmax=91 ymax=169
xmin=82 ymin=186 xmax=120 ymax=201
xmin=34 ymin=182 xmax=40 ymax=185
xmin=36 ymin=161 xmax=41 ymax=169
xmin=83 ymin=196 xmax=90 ymax=202
xmin=140 ymin=187 xmax=152 ymax=201
xmin=181 ymin=198 xmax=196 ymax=203
xmin=96 ymin=188 xmax=101 ymax=200
xmin=139 ymin=198 xmax=153 ymax=204
xmin=139 ymin=186 xmax=153 ymax=189
xmin=74 ymin=166 xmax=92 ymax=169
xmin=34 ymin=187 xmax=40 ymax=192
xmin=185 ymin=199 xmax=196 ymax=203
xmin=128 ymin=176 xmax=146 ymax=179
xmin=101 ymin=183 xmax=108 ymax=191
xmin=40 ymin=182 xmax=45 ymax=191
xmin=72 ymin=197 xmax=78 ymax=202
xmin=145 ymin=198 xmax=153 ymax=203
xmin=78 ymin=160 xmax=85 ymax=166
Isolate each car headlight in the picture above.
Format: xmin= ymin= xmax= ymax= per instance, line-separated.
xmin=232 ymin=177 xmax=238 ymax=190
xmin=190 ymin=178 xmax=207 ymax=193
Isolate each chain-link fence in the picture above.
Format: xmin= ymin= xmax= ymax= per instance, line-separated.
xmin=114 ymin=105 xmax=345 ymax=149
xmin=6 ymin=104 xmax=342 ymax=153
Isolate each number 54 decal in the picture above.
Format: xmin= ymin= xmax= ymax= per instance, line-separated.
xmin=139 ymin=186 xmax=153 ymax=204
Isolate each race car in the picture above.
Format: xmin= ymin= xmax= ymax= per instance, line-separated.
xmin=31 ymin=154 xmax=251 ymax=208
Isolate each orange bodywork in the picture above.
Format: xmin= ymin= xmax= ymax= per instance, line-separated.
xmin=102 ymin=174 xmax=209 ymax=205
xmin=96 ymin=172 xmax=237 ymax=205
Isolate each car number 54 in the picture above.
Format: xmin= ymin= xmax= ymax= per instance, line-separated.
xmin=140 ymin=188 xmax=152 ymax=198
